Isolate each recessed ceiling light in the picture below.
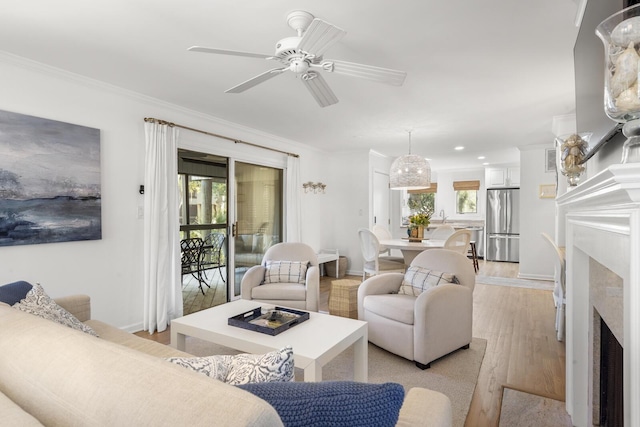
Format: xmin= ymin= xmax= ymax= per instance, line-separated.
xmin=454 ymin=146 xmax=464 ymax=151
xmin=477 ymin=156 xmax=485 ymax=160
xmin=482 ymin=162 xmax=489 ymax=166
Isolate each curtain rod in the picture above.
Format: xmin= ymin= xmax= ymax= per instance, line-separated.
xmin=143 ymin=117 xmax=299 ymax=158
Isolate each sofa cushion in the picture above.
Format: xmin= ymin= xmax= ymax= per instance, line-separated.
xmin=237 ymin=381 xmax=405 ymax=427
xmin=12 ymin=282 xmax=98 ymax=337
xmin=264 ymin=261 xmax=308 ymax=284
xmin=398 ymin=266 xmax=458 ymax=296
xmin=0 ymin=305 xmax=283 ymax=427
xmin=86 ymin=319 xmax=191 ymax=358
xmin=0 ymin=390 xmax=44 ymax=426
xmin=167 ymin=345 xmax=294 ymax=385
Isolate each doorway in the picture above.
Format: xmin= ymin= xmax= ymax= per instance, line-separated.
xmin=178 ymin=150 xmax=228 ymax=314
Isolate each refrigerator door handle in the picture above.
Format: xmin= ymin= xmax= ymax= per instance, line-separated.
xmin=504 ymin=191 xmax=511 ymax=233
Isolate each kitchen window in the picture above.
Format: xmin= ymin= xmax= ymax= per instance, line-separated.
xmin=401 ymin=184 xmax=437 ymax=225
xmin=453 ymin=180 xmax=479 ymax=214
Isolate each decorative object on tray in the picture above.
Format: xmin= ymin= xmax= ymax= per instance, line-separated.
xmin=597 ymin=4 xmax=640 ymax=163
xmin=555 ymin=133 xmax=591 ymax=186
xmin=228 ymin=306 xmax=309 ymax=336
xmin=407 ymin=211 xmax=432 ymax=241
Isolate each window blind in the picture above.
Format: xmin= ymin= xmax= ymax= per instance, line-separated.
xmin=452 ymin=180 xmax=480 ymax=191
xmin=408 ymin=183 xmax=438 ymax=194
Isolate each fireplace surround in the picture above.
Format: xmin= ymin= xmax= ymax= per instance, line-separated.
xmin=557 ymin=163 xmax=640 ymax=426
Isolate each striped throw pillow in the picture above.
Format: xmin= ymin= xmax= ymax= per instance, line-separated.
xmin=263 ymin=261 xmax=309 ymax=284
xmin=397 ymin=266 xmax=458 ymax=296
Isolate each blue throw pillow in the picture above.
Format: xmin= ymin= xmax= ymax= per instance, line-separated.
xmin=0 ymin=281 xmax=33 ymax=306
xmin=237 ymin=381 xmax=404 ymax=427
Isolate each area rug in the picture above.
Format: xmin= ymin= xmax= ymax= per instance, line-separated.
xmin=476 ymin=275 xmax=555 ymax=291
xmin=183 ymin=336 xmax=486 ymax=427
xmin=499 ymin=387 xmax=572 ymax=427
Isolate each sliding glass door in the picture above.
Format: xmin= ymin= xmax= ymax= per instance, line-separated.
xmin=178 ymin=150 xmax=228 ymax=313
xmin=231 ymin=161 xmax=283 ymax=299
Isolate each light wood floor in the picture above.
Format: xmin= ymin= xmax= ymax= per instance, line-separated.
xmin=139 ymin=259 xmax=565 ymax=427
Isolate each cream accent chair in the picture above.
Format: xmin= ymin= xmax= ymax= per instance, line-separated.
xmin=371 ymin=224 xmax=405 ymax=263
xmin=443 ymin=229 xmax=471 ymax=255
xmin=358 ymin=228 xmax=406 ymax=281
xmin=240 ymin=242 xmax=320 ymax=312
xmin=429 ymin=225 xmax=455 ymax=240
xmin=358 ymin=249 xmax=475 ymax=369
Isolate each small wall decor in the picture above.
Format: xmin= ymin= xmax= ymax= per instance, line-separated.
xmin=555 ymin=133 xmax=591 ymax=186
xmin=0 ymin=109 xmax=101 ymax=247
xmin=545 ymin=148 xmax=556 ymax=172
xmin=302 ymin=182 xmax=326 ymax=194
xmin=539 ymin=184 xmax=557 ymax=199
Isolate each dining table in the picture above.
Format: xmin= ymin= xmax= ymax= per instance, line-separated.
xmin=378 ymin=238 xmax=446 ymax=265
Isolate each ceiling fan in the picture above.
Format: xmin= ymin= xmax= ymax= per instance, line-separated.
xmin=188 ymin=10 xmax=407 ymax=107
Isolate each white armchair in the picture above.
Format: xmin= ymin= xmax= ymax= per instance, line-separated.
xmin=358 ymin=249 xmax=475 ymax=369
xmin=240 ymin=242 xmax=320 ymax=312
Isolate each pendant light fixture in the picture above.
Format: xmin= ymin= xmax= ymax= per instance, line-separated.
xmin=389 ymin=130 xmax=431 ymax=190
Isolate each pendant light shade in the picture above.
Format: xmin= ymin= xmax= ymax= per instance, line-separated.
xmin=389 ymin=131 xmax=431 ymax=190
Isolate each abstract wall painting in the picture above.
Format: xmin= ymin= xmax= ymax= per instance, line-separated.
xmin=0 ymin=109 xmax=101 ymax=247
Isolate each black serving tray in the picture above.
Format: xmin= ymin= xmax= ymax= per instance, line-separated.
xmin=228 ymin=306 xmax=310 ymax=336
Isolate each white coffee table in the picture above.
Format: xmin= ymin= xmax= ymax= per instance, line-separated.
xmin=170 ymin=299 xmax=368 ymax=382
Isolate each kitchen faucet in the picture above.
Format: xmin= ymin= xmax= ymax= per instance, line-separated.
xmin=439 ymin=209 xmax=447 ymax=223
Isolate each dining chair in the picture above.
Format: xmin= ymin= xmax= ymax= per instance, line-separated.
xmin=541 ymin=232 xmax=566 ymax=341
xmin=371 ymin=224 xmax=404 ymax=263
xmin=443 ymin=229 xmax=471 ymax=255
xmin=358 ymin=228 xmax=406 ymax=281
xmin=429 ymin=225 xmax=455 ymax=240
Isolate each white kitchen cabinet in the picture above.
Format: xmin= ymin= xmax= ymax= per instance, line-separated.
xmin=485 ymin=166 xmax=519 ymax=188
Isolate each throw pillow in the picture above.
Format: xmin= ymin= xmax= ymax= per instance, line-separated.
xmin=237 ymin=381 xmax=405 ymax=427
xmin=12 ymin=282 xmax=99 ymax=337
xmin=397 ymin=266 xmax=458 ymax=296
xmin=263 ymin=261 xmax=308 ymax=284
xmin=165 ymin=355 xmax=229 ymax=382
xmin=0 ymin=281 xmax=34 ymax=306
xmin=166 ymin=345 xmax=294 ymax=385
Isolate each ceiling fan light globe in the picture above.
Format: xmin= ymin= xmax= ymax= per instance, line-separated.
xmin=289 ymin=59 xmax=309 ymax=74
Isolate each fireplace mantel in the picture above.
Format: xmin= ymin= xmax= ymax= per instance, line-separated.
xmin=557 ymin=163 xmax=640 ymax=426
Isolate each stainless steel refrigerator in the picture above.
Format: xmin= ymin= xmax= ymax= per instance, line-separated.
xmin=485 ymin=188 xmax=520 ymax=262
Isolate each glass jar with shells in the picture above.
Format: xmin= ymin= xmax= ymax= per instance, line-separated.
xmin=597 ymin=4 xmax=640 ymax=163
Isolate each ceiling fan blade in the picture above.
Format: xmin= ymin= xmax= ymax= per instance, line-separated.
xmin=225 ymin=68 xmax=287 ymax=93
xmin=302 ymin=72 xmax=339 ymax=107
xmin=326 ymin=59 xmax=407 ymax=86
xmin=188 ymin=46 xmax=271 ymax=59
xmin=297 ymin=19 xmax=346 ymax=57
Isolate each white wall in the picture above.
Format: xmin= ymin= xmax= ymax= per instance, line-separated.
xmin=0 ymin=53 xmax=331 ymax=330
xmin=518 ymin=145 xmax=556 ymax=280
xmin=328 ymin=150 xmax=370 ymax=274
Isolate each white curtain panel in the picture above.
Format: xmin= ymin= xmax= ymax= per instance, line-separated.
xmin=143 ymin=122 xmax=182 ymax=334
xmin=286 ymin=155 xmax=301 ymax=242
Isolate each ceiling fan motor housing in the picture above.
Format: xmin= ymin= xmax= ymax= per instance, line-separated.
xmin=275 ymin=36 xmax=303 ymax=59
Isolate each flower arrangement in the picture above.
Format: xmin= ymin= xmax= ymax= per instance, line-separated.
xmin=409 ymin=211 xmax=432 ymax=227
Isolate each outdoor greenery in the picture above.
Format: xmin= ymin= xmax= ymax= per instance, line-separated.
xmin=456 ymin=190 xmax=477 ymax=214
xmin=407 ymin=192 xmax=435 ymax=214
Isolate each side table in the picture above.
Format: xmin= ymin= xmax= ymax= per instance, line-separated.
xmin=329 ymin=280 xmax=360 ymax=319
